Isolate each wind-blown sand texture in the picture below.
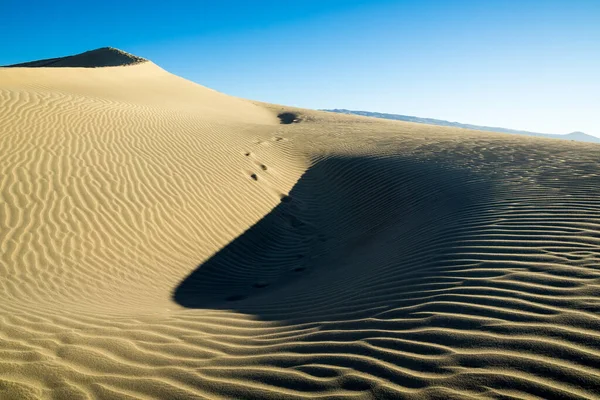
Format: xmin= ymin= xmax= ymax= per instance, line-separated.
xmin=1 ymin=49 xmax=600 ymax=399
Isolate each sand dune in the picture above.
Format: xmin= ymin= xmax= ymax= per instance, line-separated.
xmin=1 ymin=49 xmax=599 ymax=399
xmin=3 ymin=47 xmax=147 ymax=68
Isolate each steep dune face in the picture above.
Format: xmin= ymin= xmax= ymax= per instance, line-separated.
xmin=1 ymin=52 xmax=600 ymax=399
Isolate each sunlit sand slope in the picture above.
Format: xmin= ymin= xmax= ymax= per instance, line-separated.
xmin=1 ymin=50 xmax=599 ymax=399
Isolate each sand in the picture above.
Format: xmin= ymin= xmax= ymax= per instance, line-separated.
xmin=1 ymin=49 xmax=599 ymax=399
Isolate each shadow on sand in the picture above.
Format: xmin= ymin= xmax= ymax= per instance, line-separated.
xmin=173 ymin=154 xmax=494 ymax=323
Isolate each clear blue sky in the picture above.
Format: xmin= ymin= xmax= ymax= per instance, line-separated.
xmin=2 ymin=0 xmax=599 ymax=136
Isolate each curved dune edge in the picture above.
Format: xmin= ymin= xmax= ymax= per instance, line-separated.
xmin=1 ymin=53 xmax=600 ymax=399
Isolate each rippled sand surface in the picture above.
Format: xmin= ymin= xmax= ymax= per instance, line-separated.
xmin=1 ymin=49 xmax=599 ymax=399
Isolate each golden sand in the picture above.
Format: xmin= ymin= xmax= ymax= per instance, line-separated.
xmin=1 ymin=49 xmax=599 ymax=399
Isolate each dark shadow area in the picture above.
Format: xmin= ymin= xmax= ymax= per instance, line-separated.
xmin=277 ymin=112 xmax=300 ymax=124
xmin=173 ymin=154 xmax=496 ymax=322
xmin=171 ymin=155 xmax=600 ymax=396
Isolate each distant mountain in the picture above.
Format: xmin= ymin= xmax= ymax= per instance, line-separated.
xmin=322 ymin=109 xmax=600 ymax=144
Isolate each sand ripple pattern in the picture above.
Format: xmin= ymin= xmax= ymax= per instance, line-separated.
xmin=1 ymin=65 xmax=600 ymax=399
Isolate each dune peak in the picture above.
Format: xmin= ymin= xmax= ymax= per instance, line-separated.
xmin=2 ymin=47 xmax=147 ymax=68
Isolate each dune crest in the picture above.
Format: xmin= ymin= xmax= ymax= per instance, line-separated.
xmin=2 ymin=47 xmax=147 ymax=68
xmin=1 ymin=49 xmax=600 ymax=399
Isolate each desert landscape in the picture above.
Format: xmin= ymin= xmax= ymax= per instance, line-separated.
xmin=1 ymin=48 xmax=600 ymax=399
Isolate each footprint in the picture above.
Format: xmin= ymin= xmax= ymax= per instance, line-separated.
xmin=244 ymin=152 xmax=251 ymax=157
xmin=289 ymin=216 xmax=305 ymax=228
xmin=260 ymin=164 xmax=268 ymax=171
xmin=281 ymin=212 xmax=316 ymax=234
xmin=250 ymin=173 xmax=258 ymax=181
xmin=225 ymin=294 xmax=247 ymax=302
xmin=293 ymin=267 xmax=306 ymax=273
xmin=252 ymin=281 xmax=270 ymax=289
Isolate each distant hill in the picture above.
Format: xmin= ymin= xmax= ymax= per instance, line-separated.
xmin=2 ymin=47 xmax=147 ymax=68
xmin=323 ymin=109 xmax=600 ymax=144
